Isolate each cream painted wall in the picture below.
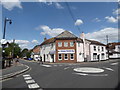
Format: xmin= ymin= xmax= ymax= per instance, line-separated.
xmin=40 ymin=43 xmax=56 ymax=62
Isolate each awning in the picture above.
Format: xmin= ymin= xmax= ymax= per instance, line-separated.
xmin=49 ymin=50 xmax=56 ymax=54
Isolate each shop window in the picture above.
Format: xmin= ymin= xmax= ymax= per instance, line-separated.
xmin=58 ymin=54 xmax=62 ymax=60
xmin=58 ymin=42 xmax=62 ymax=47
xmin=64 ymin=42 xmax=68 ymax=47
xmin=70 ymin=42 xmax=74 ymax=47
xmin=64 ymin=54 xmax=68 ymax=60
xmin=70 ymin=54 xmax=74 ymax=60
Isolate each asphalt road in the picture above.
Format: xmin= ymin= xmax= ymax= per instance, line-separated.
xmin=2 ymin=59 xmax=120 ymax=89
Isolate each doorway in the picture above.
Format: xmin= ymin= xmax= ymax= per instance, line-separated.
xmin=44 ymin=54 xmax=45 ymax=62
xmin=51 ymin=54 xmax=54 ymax=63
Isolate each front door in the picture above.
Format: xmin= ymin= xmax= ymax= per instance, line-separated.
xmin=51 ymin=54 xmax=54 ymax=62
xmin=97 ymin=55 xmax=100 ymax=61
xmin=44 ymin=54 xmax=45 ymax=62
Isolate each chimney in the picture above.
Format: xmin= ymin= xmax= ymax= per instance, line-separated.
xmin=80 ymin=32 xmax=85 ymax=40
xmin=44 ymin=37 xmax=47 ymax=41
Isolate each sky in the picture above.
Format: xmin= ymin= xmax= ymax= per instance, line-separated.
xmin=0 ymin=0 xmax=119 ymax=49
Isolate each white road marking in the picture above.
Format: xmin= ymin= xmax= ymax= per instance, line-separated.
xmin=24 ymin=77 xmax=32 ymax=80
xmin=64 ymin=67 xmax=70 ymax=70
xmin=26 ymin=80 xmax=35 ymax=84
xmin=103 ymin=67 xmax=114 ymax=71
xmin=53 ymin=65 xmax=57 ymax=66
xmin=74 ymin=73 xmax=88 ymax=76
xmin=28 ymin=83 xmax=40 ymax=89
xmin=23 ymin=74 xmax=30 ymax=77
xmin=74 ymin=67 xmax=104 ymax=73
xmin=69 ymin=64 xmax=72 ymax=65
xmin=73 ymin=73 xmax=108 ymax=76
xmin=41 ymin=65 xmax=51 ymax=67
xmin=111 ymin=62 xmax=118 ymax=65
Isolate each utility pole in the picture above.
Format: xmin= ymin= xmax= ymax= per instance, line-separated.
xmin=106 ymin=35 xmax=109 ymax=59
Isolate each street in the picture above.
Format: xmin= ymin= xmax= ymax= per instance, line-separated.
xmin=2 ymin=59 xmax=119 ymax=89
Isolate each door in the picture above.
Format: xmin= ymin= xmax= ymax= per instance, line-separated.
xmin=51 ymin=54 xmax=54 ymax=62
xmin=44 ymin=54 xmax=45 ymax=62
xmin=97 ymin=55 xmax=100 ymax=61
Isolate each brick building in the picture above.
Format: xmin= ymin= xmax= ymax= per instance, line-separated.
xmin=40 ymin=31 xmax=107 ymax=63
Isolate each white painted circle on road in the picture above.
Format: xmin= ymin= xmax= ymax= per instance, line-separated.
xmin=74 ymin=67 xmax=104 ymax=73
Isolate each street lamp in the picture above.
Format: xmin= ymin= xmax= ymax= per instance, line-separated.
xmin=2 ymin=17 xmax=12 ymax=69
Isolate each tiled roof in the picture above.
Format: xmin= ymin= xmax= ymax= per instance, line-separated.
xmin=107 ymin=42 xmax=120 ymax=49
xmin=56 ymin=30 xmax=77 ymax=39
xmin=86 ymin=39 xmax=106 ymax=46
xmin=76 ymin=38 xmax=83 ymax=43
xmin=40 ymin=37 xmax=55 ymax=46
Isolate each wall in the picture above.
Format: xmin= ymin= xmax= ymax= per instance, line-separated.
xmin=90 ymin=45 xmax=107 ymax=61
xmin=55 ymin=39 xmax=77 ymax=63
xmin=76 ymin=42 xmax=84 ymax=62
xmin=40 ymin=43 xmax=56 ymax=62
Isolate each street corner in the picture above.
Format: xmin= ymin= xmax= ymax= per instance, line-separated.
xmin=1 ymin=63 xmax=30 ymax=81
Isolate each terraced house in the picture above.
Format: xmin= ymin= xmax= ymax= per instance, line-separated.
xmin=40 ymin=31 xmax=107 ymax=63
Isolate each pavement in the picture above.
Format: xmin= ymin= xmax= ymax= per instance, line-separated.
xmin=0 ymin=61 xmax=30 ymax=81
xmin=2 ymin=59 xmax=120 ymax=89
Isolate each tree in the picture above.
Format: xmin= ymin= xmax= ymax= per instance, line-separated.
xmin=4 ymin=43 xmax=21 ymax=58
xmin=21 ymin=48 xmax=32 ymax=58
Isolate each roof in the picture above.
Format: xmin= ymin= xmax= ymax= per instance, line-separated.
xmin=40 ymin=37 xmax=56 ymax=46
xmin=86 ymin=39 xmax=106 ymax=46
xmin=76 ymin=38 xmax=83 ymax=43
xmin=107 ymin=42 xmax=120 ymax=49
xmin=56 ymin=30 xmax=77 ymax=39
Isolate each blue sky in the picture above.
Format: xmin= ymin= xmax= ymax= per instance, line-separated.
xmin=1 ymin=1 xmax=119 ymax=49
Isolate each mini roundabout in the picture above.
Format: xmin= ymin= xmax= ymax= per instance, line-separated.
xmin=73 ymin=67 xmax=108 ymax=76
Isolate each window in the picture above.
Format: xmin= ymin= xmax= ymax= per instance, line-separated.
xmin=93 ymin=53 xmax=97 ymax=60
xmin=64 ymin=54 xmax=68 ymax=60
xmin=70 ymin=42 xmax=74 ymax=47
xmin=101 ymin=53 xmax=104 ymax=59
xmin=58 ymin=54 xmax=62 ymax=60
xmin=58 ymin=42 xmax=62 ymax=47
xmin=78 ymin=43 xmax=80 ymax=47
xmin=102 ymin=47 xmax=104 ymax=51
xmin=64 ymin=42 xmax=68 ymax=47
xmin=98 ymin=46 xmax=100 ymax=51
xmin=70 ymin=54 xmax=74 ymax=60
xmin=94 ymin=46 xmax=96 ymax=51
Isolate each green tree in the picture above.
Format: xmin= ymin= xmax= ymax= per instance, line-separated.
xmin=4 ymin=43 xmax=21 ymax=58
xmin=21 ymin=48 xmax=32 ymax=58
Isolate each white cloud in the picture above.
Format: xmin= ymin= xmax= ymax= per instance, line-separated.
xmin=31 ymin=40 xmax=39 ymax=44
xmin=85 ymin=27 xmax=118 ymax=43
xmin=36 ymin=25 xmax=65 ymax=37
xmin=54 ymin=2 xmax=64 ymax=9
xmin=0 ymin=39 xmax=30 ymax=49
xmin=75 ymin=19 xmax=83 ymax=26
xmin=1 ymin=0 xmax=22 ymax=11
xmin=105 ymin=16 xmax=117 ymax=23
xmin=93 ymin=18 xmax=101 ymax=22
xmin=113 ymin=8 xmax=120 ymax=15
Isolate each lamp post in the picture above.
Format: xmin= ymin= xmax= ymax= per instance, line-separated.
xmin=2 ymin=17 xmax=12 ymax=69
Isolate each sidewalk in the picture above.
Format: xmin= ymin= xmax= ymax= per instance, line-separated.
xmin=0 ymin=62 xmax=30 ymax=81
